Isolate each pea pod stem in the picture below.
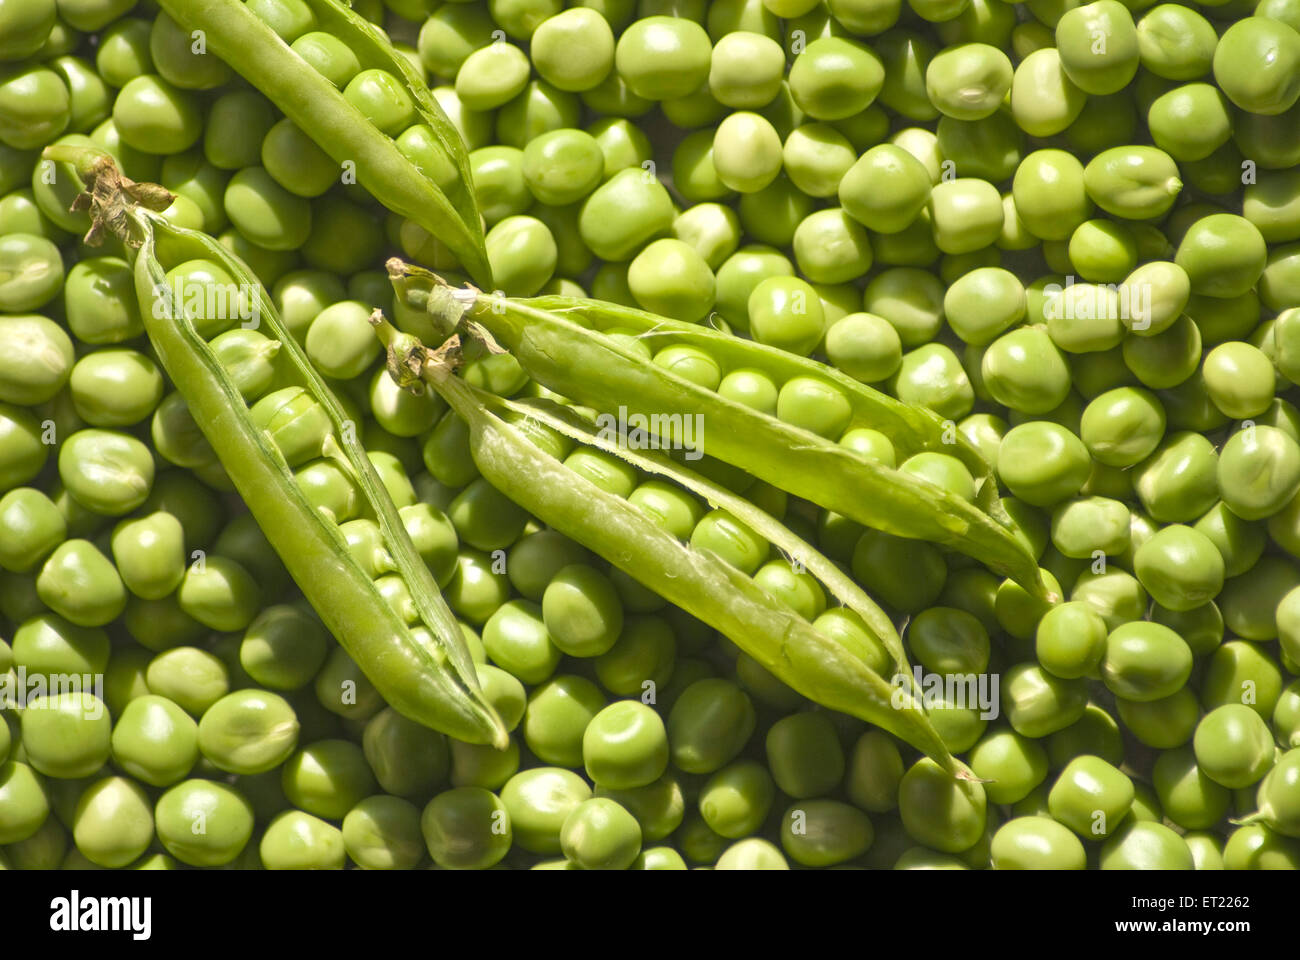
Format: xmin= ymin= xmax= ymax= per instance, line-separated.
xmin=57 ymin=147 xmax=506 ymax=748
xmin=157 ymin=0 xmax=492 ymax=286
xmin=390 ymin=262 xmax=1050 ymax=600
xmin=374 ymin=315 xmax=966 ymax=778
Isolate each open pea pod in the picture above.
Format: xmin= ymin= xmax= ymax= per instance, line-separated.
xmin=391 ymin=264 xmax=1049 ymax=599
xmin=54 ymin=148 xmax=506 ymax=748
xmin=375 ymin=318 xmax=964 ymax=778
xmin=499 ymin=392 xmax=910 ymax=677
xmin=157 ymin=0 xmax=491 ymax=286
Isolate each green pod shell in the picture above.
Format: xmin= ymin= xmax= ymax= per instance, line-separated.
xmin=119 ymin=200 xmax=505 ymax=748
xmin=406 ymin=357 xmax=963 ymax=779
xmin=156 ymin=0 xmax=490 ymax=286
xmin=397 ymin=269 xmax=1045 ymax=598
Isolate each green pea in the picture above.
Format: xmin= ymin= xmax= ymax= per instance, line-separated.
xmin=534 ymin=564 xmax=624 ymax=659
xmin=1200 ymin=641 xmax=1283 ymax=722
xmin=1149 ymin=745 xmax=1231 ymax=832
xmin=1212 ymin=16 xmax=1300 ymax=116
xmin=1152 ymin=597 xmax=1224 ymax=656
xmin=109 ymin=694 xmax=197 ymax=787
xmin=0 ymin=488 xmax=64 ymax=574
xmin=898 ymin=758 xmax=986 ymax=854
xmin=1052 ymin=0 xmax=1138 ymax=96
xmin=589 ymin=616 xmax=673 ymax=698
xmin=1078 ymin=387 xmax=1165 ymax=470
xmin=68 ymin=776 xmax=152 ymax=869
xmin=582 ymin=700 xmax=668 ymax=791
xmin=146 ymin=646 xmax=229 ymax=718
xmin=969 ymin=727 xmax=1049 ymax=805
xmin=942 ymin=268 xmax=1023 ymax=347
xmin=1220 ymin=555 xmax=1300 ymax=641
xmin=852 ymin=529 xmax=947 ymax=613
xmin=978 ymin=327 xmax=1070 ymax=418
xmin=1010 ymin=48 xmax=1085 ymax=137
xmin=1046 ymin=755 xmax=1134 ymax=841
xmin=1082 ymin=145 xmax=1182 ymax=221
xmin=521 ymin=675 xmax=605 ymax=768
xmin=56 ymin=428 xmax=155 ymax=517
xmin=996 ymin=422 xmax=1090 ymax=508
xmin=926 ymin=177 xmax=1003 ymax=255
xmin=362 ymin=708 xmax=449 ymax=801
xmin=1194 ymin=500 xmax=1264 ymax=578
xmin=154 ymin=779 xmax=253 ymax=867
xmin=1131 ymin=431 xmax=1218 ymax=523
xmin=696 ymin=759 xmax=773 ymax=839
xmin=1223 ymin=822 xmax=1300 ymax=870
xmin=258 ymin=810 xmax=344 ymax=870
xmin=786 ymin=36 xmax=884 ymax=120
xmin=924 ymin=42 xmax=1011 ymax=121
xmin=892 ymin=343 xmax=973 ymax=419
xmin=35 ymin=539 xmax=125 ymax=628
xmin=578 ymin=166 xmax=674 ymax=261
xmin=560 ymin=797 xmax=641 ymax=869
xmin=0 ymin=760 xmax=49 ymax=846
xmin=1171 ymin=213 xmax=1268 ymax=300
xmin=279 ymin=740 xmax=375 ymax=823
xmin=825 ymin=730 xmax=899 ymax=820
xmin=1098 ymin=620 xmax=1193 ymax=703
xmin=1113 ymin=686 xmax=1198 ymax=753
xmin=791 ymin=207 xmax=873 ymax=285
xmin=765 ymin=711 xmax=845 ymax=799
xmin=1193 ymin=704 xmax=1275 ymax=790
xmin=497 ymin=768 xmax=590 ymax=856
xmin=1217 ymin=425 xmax=1300 ymax=522
xmin=1131 ymin=523 xmax=1224 ymax=612
xmin=1050 ymin=497 xmax=1130 ymax=562
xmin=612 ymin=16 xmax=710 ymax=101
xmin=1002 ymin=661 xmax=1088 ymax=737
xmin=770 ymin=378 xmax=850 ymax=443
xmin=906 ymin=606 xmax=989 ymax=676
xmin=822 ymin=312 xmax=900 ymax=383
xmin=1033 ymin=600 xmax=1107 ymax=681
xmin=1135 ymin=3 xmax=1216 ymax=80
xmin=175 ymin=555 xmax=260 ymax=633
xmin=478 ymin=599 xmax=557 ymax=685
xmin=106 ymin=512 xmax=184 ymax=602
xmin=194 ymin=689 xmax=299 ymax=776
xmin=667 ymin=678 xmax=755 ymax=774
xmin=593 ymin=773 xmax=684 ymax=844
xmin=839 ymin=427 xmax=896 ymax=468
xmin=991 ymin=816 xmax=1086 ymax=869
xmin=336 ymin=795 xmax=422 ymax=871
xmin=778 ymin=799 xmax=874 ymax=867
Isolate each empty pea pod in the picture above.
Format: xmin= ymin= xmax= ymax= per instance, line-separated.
xmin=50 ymin=146 xmax=505 ymax=749
xmin=154 ymin=0 xmax=490 ymax=286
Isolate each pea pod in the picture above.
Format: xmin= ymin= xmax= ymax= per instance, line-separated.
xmin=156 ymin=0 xmax=490 ymax=286
xmin=489 ymin=382 xmax=908 ymax=676
xmin=374 ymin=317 xmax=964 ymax=778
xmin=53 ymin=147 xmax=505 ymax=749
xmin=391 ymin=264 xmax=1048 ymax=599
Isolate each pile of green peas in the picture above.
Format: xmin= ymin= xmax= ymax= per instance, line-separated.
xmin=4 ymin=0 xmax=1300 ymax=870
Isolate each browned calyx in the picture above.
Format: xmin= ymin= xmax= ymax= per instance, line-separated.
xmin=41 ymin=145 xmax=174 ymax=247
xmin=369 ymin=308 xmax=463 ymax=396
